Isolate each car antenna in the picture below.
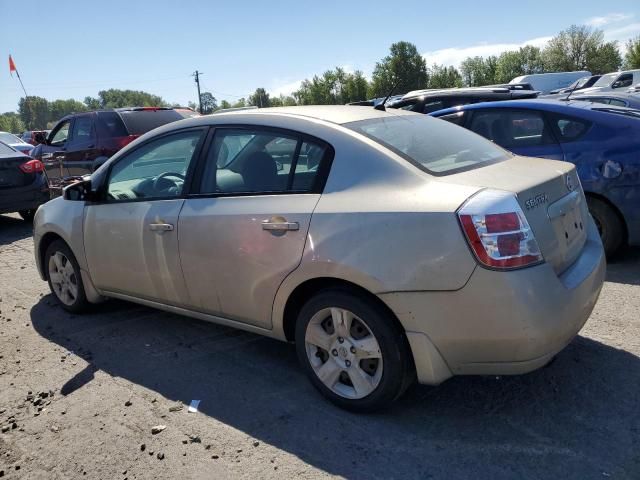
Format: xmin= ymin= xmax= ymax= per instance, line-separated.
xmin=374 ymin=82 xmax=398 ymax=111
xmin=564 ymin=80 xmax=581 ymax=102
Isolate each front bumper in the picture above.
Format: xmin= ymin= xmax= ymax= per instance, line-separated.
xmin=380 ymin=218 xmax=606 ymax=384
xmin=0 ymin=176 xmax=50 ymax=215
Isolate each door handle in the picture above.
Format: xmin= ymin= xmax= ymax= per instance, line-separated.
xmin=262 ymin=220 xmax=299 ymax=231
xmin=149 ymin=223 xmax=174 ymax=232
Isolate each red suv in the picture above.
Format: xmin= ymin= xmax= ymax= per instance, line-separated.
xmin=31 ymin=107 xmax=198 ymax=183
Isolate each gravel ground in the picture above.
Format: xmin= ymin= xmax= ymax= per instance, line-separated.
xmin=0 ymin=212 xmax=639 ymax=480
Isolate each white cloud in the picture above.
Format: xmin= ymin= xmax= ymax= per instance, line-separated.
xmin=269 ymin=78 xmax=304 ymax=97
xmin=604 ymin=22 xmax=640 ymax=44
xmin=422 ymin=36 xmax=552 ymax=68
xmin=585 ymin=13 xmax=633 ymax=27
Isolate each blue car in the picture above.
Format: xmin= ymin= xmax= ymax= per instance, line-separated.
xmin=429 ymin=99 xmax=640 ymax=256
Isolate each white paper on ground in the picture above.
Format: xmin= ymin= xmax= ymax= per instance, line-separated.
xmin=188 ymin=400 xmax=201 ymax=413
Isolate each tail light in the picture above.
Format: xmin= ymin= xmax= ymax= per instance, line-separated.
xmin=458 ymin=189 xmax=543 ymax=270
xmin=19 ymin=159 xmax=45 ymax=174
xmin=113 ymin=135 xmax=140 ymax=149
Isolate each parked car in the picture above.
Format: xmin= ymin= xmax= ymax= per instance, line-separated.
xmin=31 ymin=107 xmax=198 ymax=184
xmin=577 ymin=69 xmax=640 ymax=95
xmin=0 ymin=141 xmax=49 ymax=221
xmin=628 ymin=83 xmax=640 ymax=94
xmin=567 ymin=92 xmax=640 ymax=110
xmin=510 ymin=71 xmax=591 ymax=94
xmin=430 ymin=99 xmax=640 ymax=256
xmin=387 ymin=87 xmax=538 ymax=113
xmin=0 ymin=131 xmax=34 ymax=156
xmin=34 ymin=105 xmax=605 ymax=411
xmin=21 ymin=130 xmax=49 ymax=146
xmin=548 ymin=75 xmax=602 ymax=94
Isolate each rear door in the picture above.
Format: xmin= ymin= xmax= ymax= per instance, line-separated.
xmin=179 ymin=127 xmax=333 ymax=328
xmin=467 ymin=108 xmax=564 ymax=160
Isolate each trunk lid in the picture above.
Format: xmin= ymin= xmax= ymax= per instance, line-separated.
xmin=0 ymin=154 xmax=34 ymax=189
xmin=444 ymin=156 xmax=588 ymax=274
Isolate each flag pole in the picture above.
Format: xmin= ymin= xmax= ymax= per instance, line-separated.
xmin=15 ymin=70 xmax=28 ymax=98
xmin=9 ymin=55 xmax=28 ymax=97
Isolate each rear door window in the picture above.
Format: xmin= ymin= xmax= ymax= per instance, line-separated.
xmin=549 ymin=114 xmax=591 ymax=142
xmin=468 ymin=109 xmax=555 ymax=148
xmin=96 ymin=112 xmax=128 ymax=137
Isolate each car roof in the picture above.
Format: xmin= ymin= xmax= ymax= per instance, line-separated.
xmin=400 ymin=86 xmax=531 ymax=100
xmin=430 ymin=98 xmax=640 ymax=116
xmin=189 ymin=105 xmax=418 ymax=126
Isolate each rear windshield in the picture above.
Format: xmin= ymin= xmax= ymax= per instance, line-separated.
xmin=0 ymin=141 xmax=16 ymax=155
xmin=118 ymin=110 xmax=184 ymax=135
xmin=345 ymin=114 xmax=509 ymax=175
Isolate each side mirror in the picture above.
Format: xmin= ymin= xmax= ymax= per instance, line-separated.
xmin=276 ymin=161 xmax=284 ymax=172
xmin=63 ymin=179 xmax=91 ymax=201
xmin=612 ymin=81 xmax=621 ymax=89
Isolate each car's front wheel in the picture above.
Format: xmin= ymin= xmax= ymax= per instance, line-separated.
xmin=295 ymin=289 xmax=414 ymax=412
xmin=45 ymin=240 xmax=89 ymax=313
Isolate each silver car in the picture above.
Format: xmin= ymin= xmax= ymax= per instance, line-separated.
xmin=33 ymin=106 xmax=606 ymax=411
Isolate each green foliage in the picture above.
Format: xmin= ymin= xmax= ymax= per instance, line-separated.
xmin=200 ymin=92 xmax=218 ymax=114
xmin=231 ymin=98 xmax=247 ymax=108
xmin=369 ymin=41 xmax=428 ymax=97
xmin=0 ymin=112 xmax=25 ymax=134
xmin=84 ymin=96 xmax=102 ymax=110
xmin=294 ymin=68 xmax=369 ymax=105
xmin=248 ymin=88 xmax=270 ymax=107
xmin=18 ymin=96 xmax=50 ymax=130
xmin=91 ymin=89 xmax=167 ymax=109
xmin=624 ymin=36 xmax=640 ymax=69
xmin=541 ymin=25 xmax=621 ymax=74
xmin=460 ymin=56 xmax=499 ymax=86
xmin=49 ymin=99 xmax=87 ymax=122
xmin=427 ymin=65 xmax=463 ymax=88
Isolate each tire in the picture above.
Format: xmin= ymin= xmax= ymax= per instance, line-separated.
xmin=295 ymin=288 xmax=414 ymax=412
xmin=18 ymin=209 xmax=35 ymax=222
xmin=587 ymin=196 xmax=624 ymax=257
xmin=45 ymin=240 xmax=90 ymax=313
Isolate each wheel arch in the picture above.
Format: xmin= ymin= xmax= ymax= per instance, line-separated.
xmin=584 ymin=190 xmax=628 ymax=242
xmin=38 ymin=231 xmax=66 ymax=280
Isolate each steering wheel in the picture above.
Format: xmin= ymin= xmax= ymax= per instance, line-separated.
xmin=153 ymin=172 xmax=185 ymax=193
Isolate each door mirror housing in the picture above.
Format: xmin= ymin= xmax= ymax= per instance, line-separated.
xmin=63 ymin=178 xmax=92 ymax=201
xmin=612 ymin=81 xmax=622 ymax=89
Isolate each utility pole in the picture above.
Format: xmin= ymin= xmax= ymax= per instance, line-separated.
xmin=192 ymin=70 xmax=203 ymax=114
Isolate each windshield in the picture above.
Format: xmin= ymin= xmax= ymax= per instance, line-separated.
xmin=593 ymin=73 xmax=619 ymax=87
xmin=0 ymin=132 xmax=22 ymax=144
xmin=345 ymin=114 xmax=509 ymax=175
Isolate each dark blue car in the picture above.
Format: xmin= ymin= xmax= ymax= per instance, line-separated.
xmin=430 ymin=99 xmax=640 ymax=256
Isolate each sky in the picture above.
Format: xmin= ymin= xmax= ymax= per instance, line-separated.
xmin=1 ymin=0 xmax=639 ymax=113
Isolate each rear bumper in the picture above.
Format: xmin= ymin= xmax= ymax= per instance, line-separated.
xmin=0 ymin=176 xmax=50 ymax=215
xmin=380 ymin=217 xmax=606 ymax=384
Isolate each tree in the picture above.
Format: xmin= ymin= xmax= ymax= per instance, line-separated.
xmin=542 ymin=25 xmax=621 ymax=74
xmin=248 ymin=88 xmax=270 ymax=108
xmin=231 ymin=98 xmax=247 ymax=108
xmin=219 ymin=100 xmax=232 ymax=110
xmin=199 ymin=92 xmax=218 ymax=114
xmin=427 ymin=65 xmax=463 ymax=88
xmin=294 ymin=68 xmax=369 ymax=105
xmin=49 ymin=99 xmax=87 ymax=122
xmin=0 ymin=112 xmax=25 ymax=134
xmin=624 ymin=36 xmax=640 ymax=69
xmin=343 ymin=70 xmax=369 ymax=103
xmin=84 ymin=96 xmax=102 ymax=110
xmin=460 ymin=56 xmax=498 ymax=86
xmin=369 ymin=41 xmax=428 ymax=97
xmin=18 ymin=96 xmax=50 ymax=130
xmin=93 ymin=89 xmax=167 ymax=108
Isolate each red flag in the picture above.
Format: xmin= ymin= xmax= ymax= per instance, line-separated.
xmin=9 ymin=55 xmax=16 ymax=76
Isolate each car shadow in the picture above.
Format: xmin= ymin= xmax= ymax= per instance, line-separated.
xmin=0 ymin=214 xmax=33 ymax=245
xmin=606 ymin=246 xmax=640 ymax=286
xmin=30 ymin=297 xmax=640 ymax=479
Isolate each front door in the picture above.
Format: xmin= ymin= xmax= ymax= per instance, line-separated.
xmin=84 ymin=128 xmax=206 ymax=306
xmin=64 ymin=113 xmax=99 ymax=176
xmin=467 ymin=108 xmax=564 ymax=160
xmin=179 ymin=127 xmax=332 ymax=328
xmin=41 ymin=118 xmax=72 ymax=182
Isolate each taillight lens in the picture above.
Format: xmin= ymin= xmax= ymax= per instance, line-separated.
xmin=113 ymin=135 xmax=140 ymax=149
xmin=19 ymin=159 xmax=45 ymax=174
xmin=458 ymin=189 xmax=543 ymax=270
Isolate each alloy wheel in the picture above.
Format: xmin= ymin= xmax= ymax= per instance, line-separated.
xmin=304 ymin=307 xmax=383 ymax=399
xmin=48 ymin=251 xmax=79 ymax=306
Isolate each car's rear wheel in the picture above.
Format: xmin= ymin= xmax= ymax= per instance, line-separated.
xmin=587 ymin=196 xmax=624 ymax=257
xmin=295 ymin=289 xmax=414 ymax=412
xmin=45 ymin=240 xmax=89 ymax=313
xmin=19 ymin=209 xmax=35 ymax=222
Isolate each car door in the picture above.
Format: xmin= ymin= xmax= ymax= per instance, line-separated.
xmin=64 ymin=113 xmax=98 ymax=176
xmin=84 ymin=128 xmax=207 ymax=306
xmin=41 ymin=118 xmax=73 ymax=182
xmin=179 ymin=127 xmax=333 ymax=328
xmin=467 ymin=108 xmax=564 ymax=160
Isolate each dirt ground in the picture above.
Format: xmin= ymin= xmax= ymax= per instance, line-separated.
xmin=0 ymin=212 xmax=639 ymax=480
